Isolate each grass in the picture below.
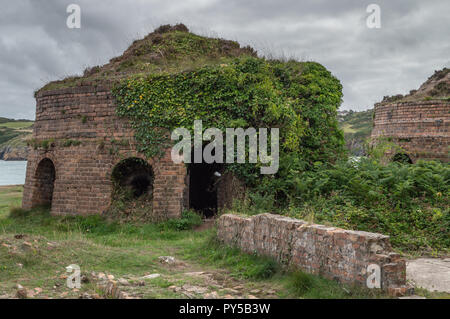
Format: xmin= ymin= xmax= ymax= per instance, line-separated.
xmin=0 ymin=121 xmax=33 ymax=130
xmin=0 ymin=185 xmax=446 ymax=299
xmin=0 ymin=118 xmax=33 ymax=150
xmin=0 ymin=185 xmax=23 ymax=218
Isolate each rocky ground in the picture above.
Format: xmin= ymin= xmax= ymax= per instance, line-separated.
xmin=0 ymin=233 xmax=281 ymax=299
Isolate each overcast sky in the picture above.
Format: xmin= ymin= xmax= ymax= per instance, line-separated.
xmin=0 ymin=0 xmax=448 ymax=119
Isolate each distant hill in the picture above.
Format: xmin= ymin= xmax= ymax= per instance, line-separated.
xmin=381 ymin=67 xmax=450 ymax=103
xmin=0 ymin=118 xmax=33 ymax=160
xmin=338 ymin=109 xmax=373 ymax=156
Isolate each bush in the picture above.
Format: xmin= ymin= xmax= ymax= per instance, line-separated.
xmin=289 ymin=270 xmax=314 ymax=296
xmin=240 ymin=159 xmax=450 ymax=252
xmin=162 ymin=210 xmax=202 ymax=231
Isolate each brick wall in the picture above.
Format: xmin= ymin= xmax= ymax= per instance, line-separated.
xmin=217 ymin=214 xmax=408 ymax=294
xmin=371 ymin=100 xmax=449 ymax=162
xmin=22 ymin=84 xmax=187 ymax=219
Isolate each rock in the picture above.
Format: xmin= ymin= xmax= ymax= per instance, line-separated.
xmin=233 ymin=285 xmax=244 ymax=290
xmin=204 ymin=291 xmax=218 ymax=299
xmin=222 ymin=288 xmax=239 ymax=294
xmin=16 ymin=263 xmax=23 ymax=269
xmin=16 ymin=285 xmax=27 ymax=299
xmin=0 ymin=145 xmax=29 ymax=161
xmin=250 ymin=289 xmax=261 ymax=294
xmin=182 ymin=292 xmax=195 ymax=299
xmin=107 ymin=274 xmax=115 ymax=280
xmin=118 ymin=278 xmax=130 ymax=286
xmin=168 ymin=285 xmax=177 ymax=291
xmin=142 ymin=274 xmax=161 ymax=279
xmin=158 ymin=256 xmax=176 ymax=264
xmin=97 ymin=272 xmax=106 ymax=280
xmin=184 ymin=271 xmax=205 ymax=276
xmin=248 ymin=295 xmax=258 ymax=299
xmin=182 ymin=285 xmax=207 ymax=294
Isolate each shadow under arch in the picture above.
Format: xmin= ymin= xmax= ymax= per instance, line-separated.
xmin=32 ymin=158 xmax=56 ymax=208
xmin=392 ymin=153 xmax=413 ymax=164
xmin=111 ymin=157 xmax=154 ymax=199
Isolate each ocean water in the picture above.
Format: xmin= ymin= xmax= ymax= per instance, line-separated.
xmin=0 ymin=160 xmax=27 ymax=186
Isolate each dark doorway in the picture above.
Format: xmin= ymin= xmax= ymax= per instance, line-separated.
xmin=189 ymin=149 xmax=223 ymax=218
xmin=112 ymin=158 xmax=154 ymax=198
xmin=392 ymin=153 xmax=413 ymax=164
xmin=32 ymin=158 xmax=56 ymax=208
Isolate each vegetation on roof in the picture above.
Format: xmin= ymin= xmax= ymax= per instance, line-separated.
xmin=381 ymin=67 xmax=450 ymax=103
xmin=37 ymin=24 xmax=256 ymax=93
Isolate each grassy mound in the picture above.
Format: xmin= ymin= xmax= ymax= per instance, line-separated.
xmin=37 ymin=24 xmax=256 ymax=93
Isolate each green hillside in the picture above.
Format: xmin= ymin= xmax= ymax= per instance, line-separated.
xmin=338 ymin=109 xmax=373 ymax=156
xmin=0 ymin=118 xmax=33 ymax=160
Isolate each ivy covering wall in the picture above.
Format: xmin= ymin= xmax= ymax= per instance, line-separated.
xmin=113 ymin=55 xmax=345 ymax=200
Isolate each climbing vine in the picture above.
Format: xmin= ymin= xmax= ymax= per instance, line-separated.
xmin=112 ymin=56 xmax=345 ymax=194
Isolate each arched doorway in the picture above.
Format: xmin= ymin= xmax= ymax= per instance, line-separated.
xmin=392 ymin=153 xmax=413 ymax=164
xmin=111 ymin=158 xmax=154 ymax=199
xmin=188 ymin=148 xmax=224 ymax=218
xmin=32 ymin=158 xmax=56 ymax=208
xmin=109 ymin=157 xmax=154 ymax=221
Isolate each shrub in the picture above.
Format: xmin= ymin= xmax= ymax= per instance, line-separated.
xmin=238 ymin=159 xmax=449 ymax=252
xmin=289 ymin=270 xmax=314 ymax=296
xmin=162 ymin=210 xmax=202 ymax=231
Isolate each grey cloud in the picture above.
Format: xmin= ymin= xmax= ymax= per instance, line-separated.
xmin=0 ymin=0 xmax=448 ymax=119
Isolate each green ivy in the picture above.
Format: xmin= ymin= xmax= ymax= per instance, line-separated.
xmin=112 ymin=56 xmax=345 ymax=187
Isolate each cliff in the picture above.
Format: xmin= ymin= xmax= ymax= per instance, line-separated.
xmin=0 ymin=118 xmax=32 ymax=161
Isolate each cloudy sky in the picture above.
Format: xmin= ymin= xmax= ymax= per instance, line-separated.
xmin=0 ymin=0 xmax=448 ymax=119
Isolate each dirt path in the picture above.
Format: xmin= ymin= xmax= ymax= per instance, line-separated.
xmin=407 ymin=258 xmax=450 ymax=293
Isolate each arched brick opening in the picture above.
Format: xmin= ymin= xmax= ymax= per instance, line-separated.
xmin=188 ymin=146 xmax=224 ymax=218
xmin=32 ymin=158 xmax=56 ymax=208
xmin=392 ymin=153 xmax=413 ymax=164
xmin=111 ymin=157 xmax=154 ymax=199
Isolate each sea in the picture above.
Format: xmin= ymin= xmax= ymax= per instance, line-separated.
xmin=0 ymin=160 xmax=27 ymax=186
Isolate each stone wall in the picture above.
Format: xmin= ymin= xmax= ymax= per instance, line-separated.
xmin=22 ymin=84 xmax=187 ymax=218
xmin=371 ymin=100 xmax=449 ymax=162
xmin=217 ymin=213 xmax=408 ymax=295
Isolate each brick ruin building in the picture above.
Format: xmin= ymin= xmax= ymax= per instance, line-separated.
xmin=371 ymin=68 xmax=449 ymax=163
xmin=22 ymin=25 xmax=247 ymax=219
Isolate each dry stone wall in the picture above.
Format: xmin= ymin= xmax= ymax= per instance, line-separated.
xmin=217 ymin=213 xmax=408 ymax=295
